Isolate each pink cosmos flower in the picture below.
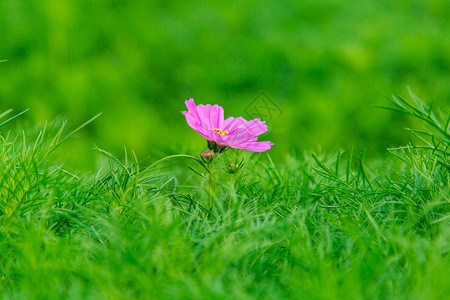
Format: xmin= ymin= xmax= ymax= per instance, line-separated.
xmin=182 ymin=98 xmax=273 ymax=153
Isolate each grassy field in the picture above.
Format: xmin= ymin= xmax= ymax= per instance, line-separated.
xmin=1 ymin=1 xmax=449 ymax=298
xmin=0 ymin=93 xmax=448 ymax=299
xmin=1 ymin=0 xmax=449 ymax=170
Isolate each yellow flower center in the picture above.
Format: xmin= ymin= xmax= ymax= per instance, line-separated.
xmin=214 ymin=128 xmax=229 ymax=136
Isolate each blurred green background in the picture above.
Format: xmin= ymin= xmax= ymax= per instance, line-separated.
xmin=1 ymin=0 xmax=449 ymax=170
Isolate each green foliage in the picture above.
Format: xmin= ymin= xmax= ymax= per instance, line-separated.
xmin=1 ymin=0 xmax=449 ymax=169
xmin=0 ymin=93 xmax=449 ymax=299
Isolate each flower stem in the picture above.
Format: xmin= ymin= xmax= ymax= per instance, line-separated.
xmin=228 ymin=173 xmax=236 ymax=210
xmin=208 ymin=163 xmax=215 ymax=210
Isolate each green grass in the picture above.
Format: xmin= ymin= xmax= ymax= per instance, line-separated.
xmin=0 ymin=92 xmax=449 ymax=299
xmin=1 ymin=0 xmax=449 ymax=169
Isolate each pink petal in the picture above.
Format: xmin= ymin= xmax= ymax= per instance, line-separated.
xmin=205 ymin=128 xmax=227 ymax=144
xmin=182 ymin=99 xmax=213 ymax=140
xmin=223 ymin=116 xmax=245 ymax=132
xmin=223 ymin=129 xmax=257 ymax=146
xmin=242 ymin=118 xmax=268 ymax=136
xmin=223 ymin=117 xmax=268 ymax=136
xmin=182 ymin=98 xmax=273 ymax=153
xmin=232 ymin=140 xmax=274 ymax=152
xmin=196 ymin=104 xmax=224 ymax=130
